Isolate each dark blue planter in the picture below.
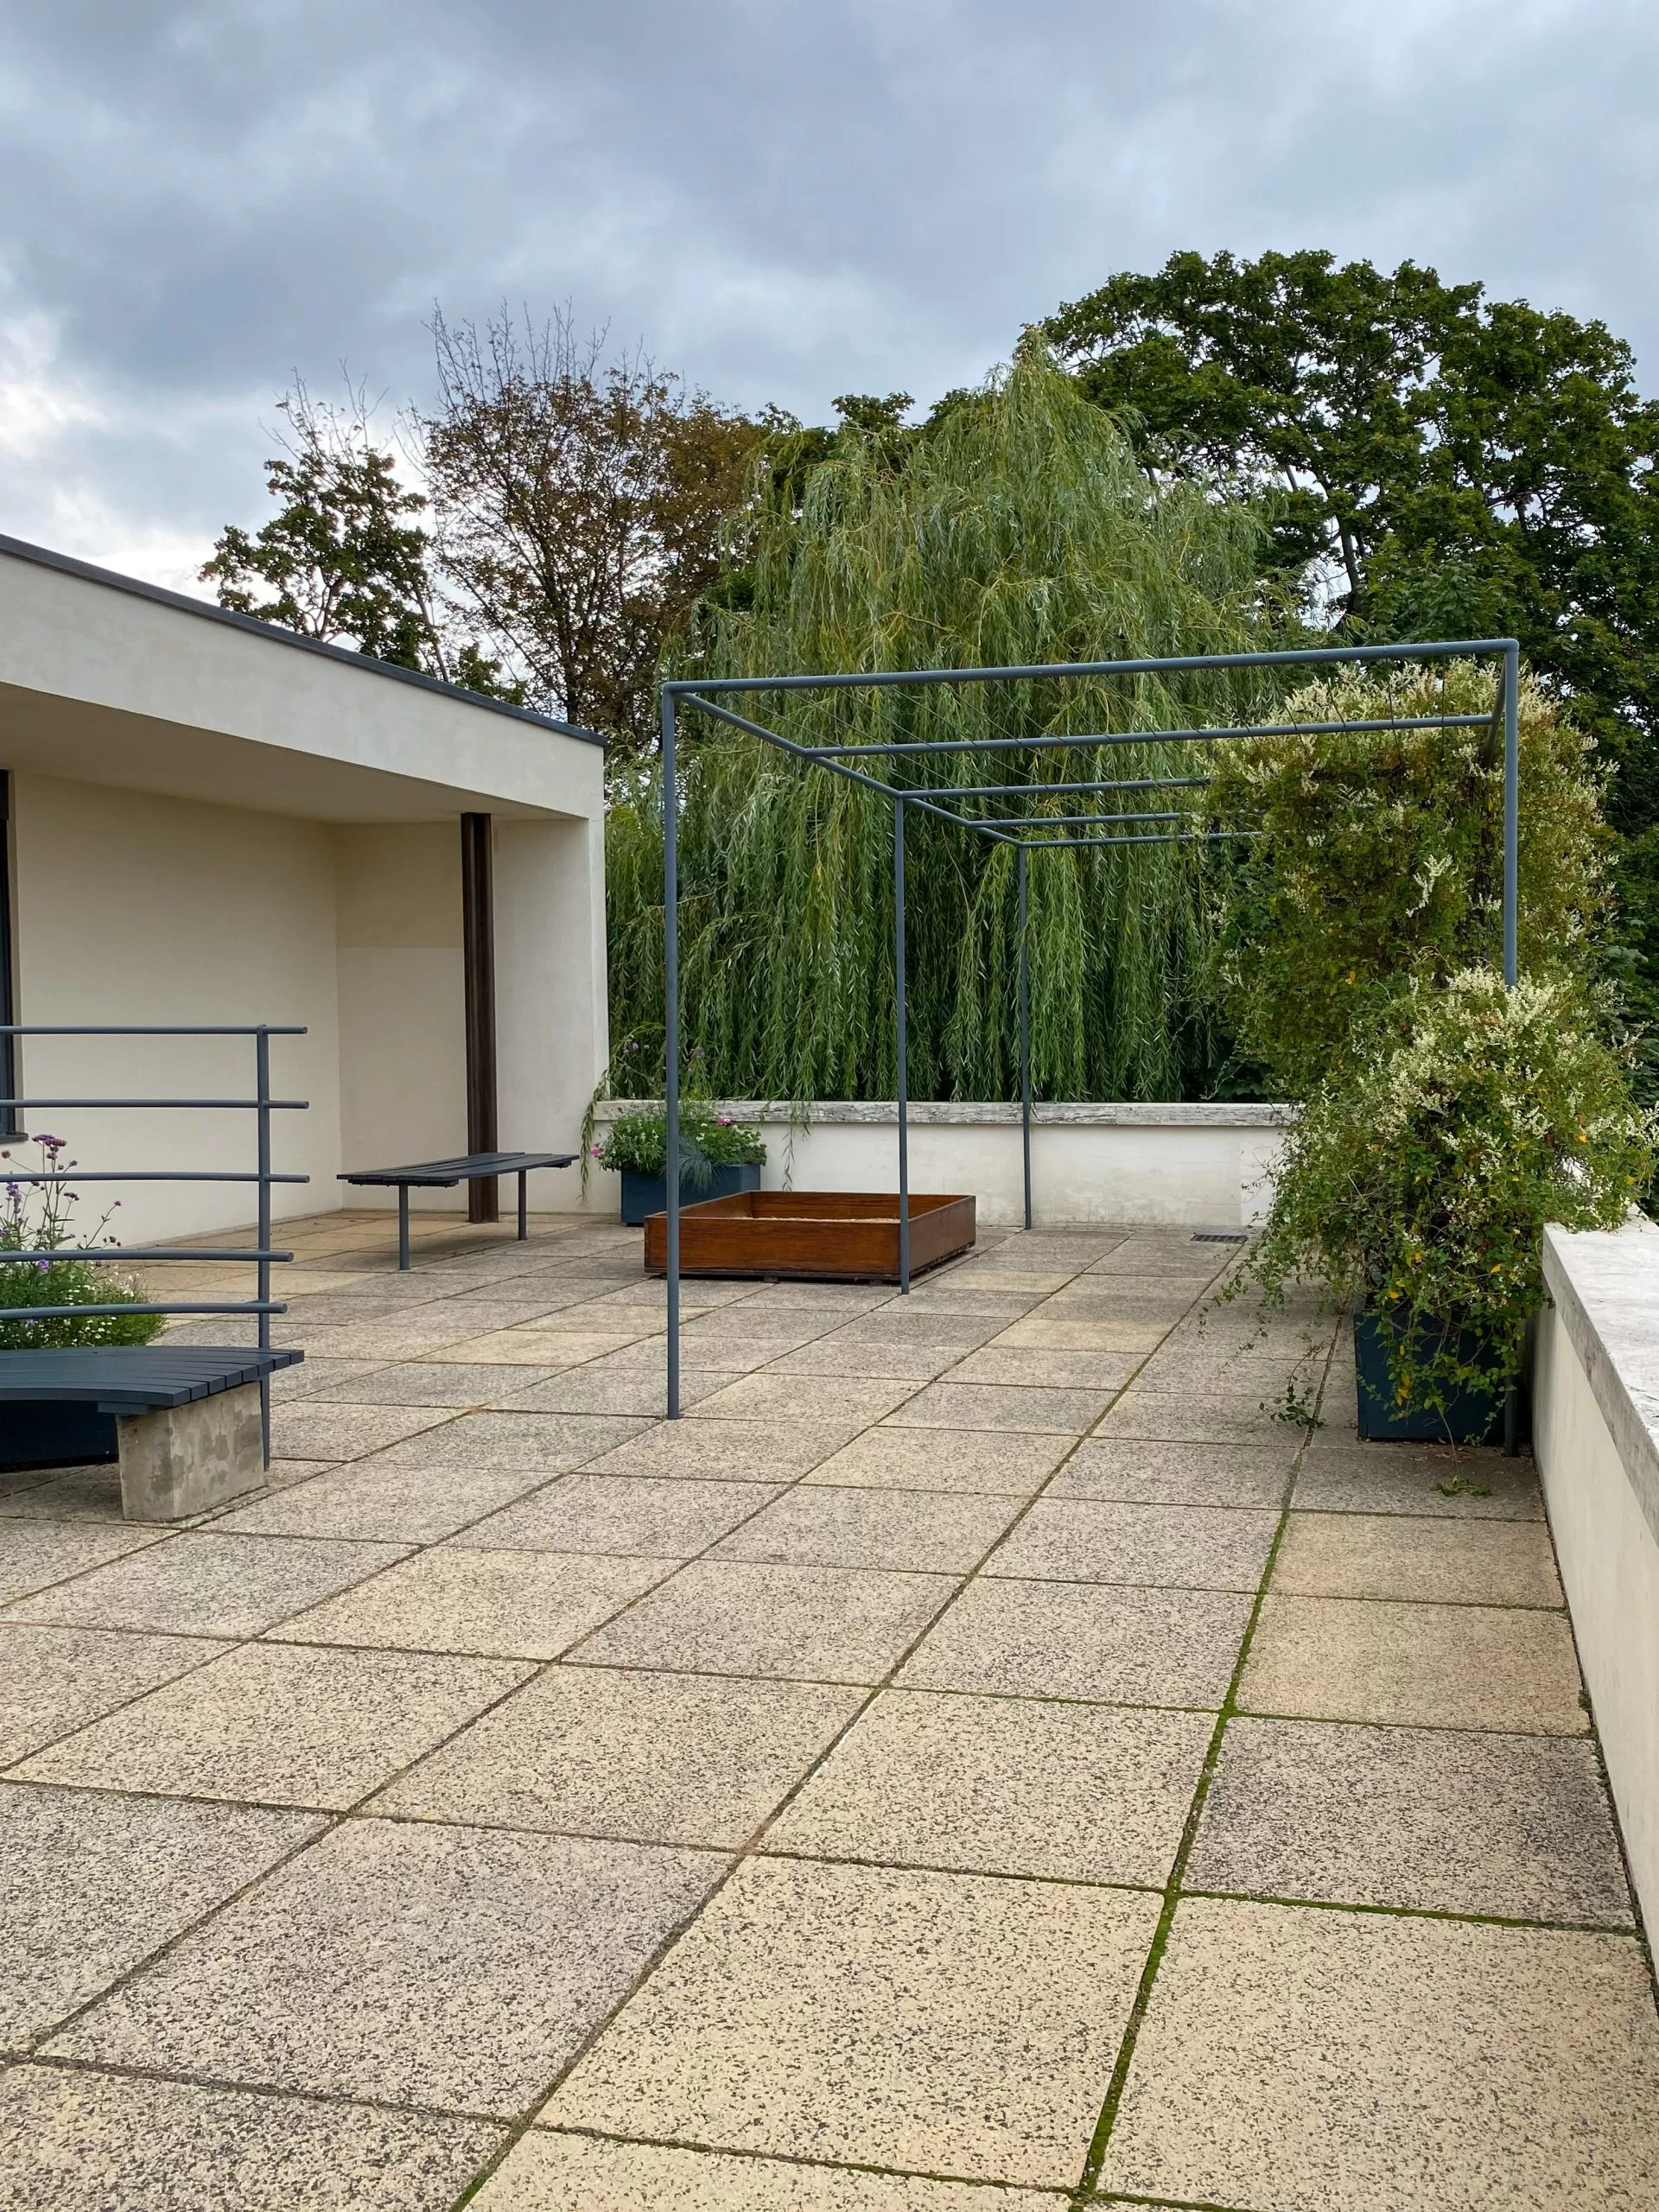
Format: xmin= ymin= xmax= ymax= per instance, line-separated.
xmin=0 ymin=1401 xmax=118 ymax=1471
xmin=1353 ymin=1311 xmax=1514 ymax=1445
xmin=620 ymin=1161 xmax=762 ymax=1227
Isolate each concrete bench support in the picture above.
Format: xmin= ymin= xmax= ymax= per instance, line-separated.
xmin=118 ymin=1382 xmax=264 ymax=1522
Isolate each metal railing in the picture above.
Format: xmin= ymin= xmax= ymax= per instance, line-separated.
xmin=0 ymin=1025 xmax=308 ymax=1462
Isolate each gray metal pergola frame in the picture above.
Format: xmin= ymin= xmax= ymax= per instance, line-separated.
xmin=659 ymin=636 xmax=1522 ymax=1417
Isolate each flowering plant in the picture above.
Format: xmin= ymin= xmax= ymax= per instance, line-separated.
xmin=0 ymin=1135 xmax=162 ymax=1349
xmin=593 ymin=1102 xmax=766 ymax=1179
xmin=1231 ymin=969 xmax=1656 ymax=1410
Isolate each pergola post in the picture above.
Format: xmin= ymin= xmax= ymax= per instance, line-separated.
xmin=1018 ymin=842 xmax=1032 ymax=1232
xmin=894 ymin=797 xmax=910 ymax=1294
xmin=662 ymin=690 xmax=682 ymax=1418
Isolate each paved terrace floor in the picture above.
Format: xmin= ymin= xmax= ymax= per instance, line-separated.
xmin=1 ymin=1211 xmax=1656 ymax=2209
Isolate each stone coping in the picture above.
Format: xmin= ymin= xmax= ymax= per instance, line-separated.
xmin=594 ymin=1099 xmax=1296 ymax=1129
xmin=1542 ymin=1219 xmax=1659 ymax=1549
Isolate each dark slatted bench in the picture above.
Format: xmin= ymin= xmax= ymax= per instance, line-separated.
xmin=338 ymin=1150 xmax=576 ymax=1268
xmin=0 ymin=1345 xmax=304 ymax=1519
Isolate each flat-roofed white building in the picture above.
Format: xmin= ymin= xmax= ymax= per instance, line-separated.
xmin=0 ymin=533 xmax=608 ymax=1241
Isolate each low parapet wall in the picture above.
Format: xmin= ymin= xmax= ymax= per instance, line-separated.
xmin=1535 ymin=1221 xmax=1659 ymax=1935
xmin=584 ymin=1100 xmax=1294 ymax=1229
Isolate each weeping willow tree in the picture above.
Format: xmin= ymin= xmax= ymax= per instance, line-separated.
xmin=604 ymin=346 xmax=1277 ymax=1105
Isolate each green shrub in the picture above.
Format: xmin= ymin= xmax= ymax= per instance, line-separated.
xmin=1233 ymin=969 xmax=1656 ymax=1409
xmin=593 ymin=1103 xmax=767 ymax=1180
xmin=1205 ymin=662 xmax=1611 ymax=1096
xmin=0 ymin=1135 xmax=162 ymax=1351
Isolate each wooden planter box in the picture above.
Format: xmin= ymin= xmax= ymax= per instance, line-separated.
xmin=644 ymin=1191 xmax=976 ymax=1281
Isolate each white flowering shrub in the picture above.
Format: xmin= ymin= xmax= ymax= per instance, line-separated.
xmin=1235 ymin=969 xmax=1656 ymax=1408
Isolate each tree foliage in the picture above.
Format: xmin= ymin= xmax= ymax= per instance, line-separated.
xmin=201 ymin=384 xmax=440 ymax=670
xmin=604 ymin=346 xmax=1270 ymax=1105
xmin=1046 ymin=250 xmax=1659 ymax=830
xmin=420 ymin=309 xmax=765 ymax=754
xmin=1205 ymin=663 xmax=1611 ymax=1096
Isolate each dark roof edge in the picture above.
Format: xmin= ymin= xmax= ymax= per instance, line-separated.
xmin=0 ymin=530 xmax=607 ymax=748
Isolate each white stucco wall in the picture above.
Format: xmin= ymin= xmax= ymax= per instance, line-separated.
xmin=333 ymin=824 xmax=467 ymax=1198
xmin=10 ymin=772 xmax=342 ymax=1241
xmin=1534 ymin=1222 xmax=1659 ymax=1937
xmin=584 ymin=1099 xmax=1293 ymax=1228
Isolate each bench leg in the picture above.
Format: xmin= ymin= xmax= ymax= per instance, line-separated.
xmin=118 ymin=1383 xmax=264 ymax=1522
xmin=398 ymin=1185 xmax=410 ymax=1270
xmin=518 ymin=1169 xmax=529 ymax=1241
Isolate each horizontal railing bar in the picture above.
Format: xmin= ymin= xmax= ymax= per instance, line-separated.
xmin=3 ymin=1301 xmax=289 ymax=1319
xmin=0 ymin=1098 xmax=308 ymax=1111
xmin=0 ymin=1025 xmax=308 ymax=1037
xmin=1 ymin=1249 xmax=293 ymax=1264
xmin=1010 ymin=830 xmax=1258 ymax=849
xmin=925 ymin=775 xmax=1212 ymax=802
xmin=982 ymin=810 xmax=1189 ymax=829
xmin=670 ymin=640 xmax=1516 ymax=696
xmin=0 ymin=1172 xmax=310 ymax=1184
xmin=677 ymin=693 xmax=978 ymax=836
xmin=795 ymin=713 xmax=1491 ymax=762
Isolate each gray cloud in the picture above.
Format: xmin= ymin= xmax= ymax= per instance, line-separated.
xmin=2 ymin=0 xmax=1653 ymax=587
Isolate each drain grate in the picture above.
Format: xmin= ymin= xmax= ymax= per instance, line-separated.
xmin=1192 ymin=1230 xmax=1247 ymax=1243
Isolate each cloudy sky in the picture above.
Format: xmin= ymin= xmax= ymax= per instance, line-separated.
xmin=1 ymin=0 xmax=1653 ymax=593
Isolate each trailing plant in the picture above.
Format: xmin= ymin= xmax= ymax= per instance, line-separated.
xmin=592 ymin=1103 xmax=766 ymax=1180
xmin=0 ymin=1135 xmax=162 ymax=1351
xmin=1205 ymin=662 xmax=1611 ymax=1097
xmin=1232 ymin=969 xmax=1656 ymax=1411
xmin=606 ymin=344 xmax=1284 ymax=1109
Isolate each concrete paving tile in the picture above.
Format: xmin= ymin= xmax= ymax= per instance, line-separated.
xmin=1274 ymin=1511 xmax=1563 ymax=1607
xmin=0 ymin=1781 xmax=321 ymax=2047
xmin=892 ymin=1287 xmax=1043 ymax=1320
xmin=714 ymin=1488 xmax=1024 ymax=1573
xmin=1294 ymin=1442 xmax=1546 ymax=1520
xmin=832 ymin=1311 xmax=1004 ymax=1349
xmin=1043 ymin=1287 xmax=1194 ymax=1320
xmin=804 ymin=1427 xmax=1071 ymax=1497
xmin=365 ymin=1409 xmax=650 ymax=1471
xmin=461 ymin=1473 xmax=778 ymax=1557
xmin=898 ymin=1580 xmax=1250 ymax=1707
xmin=3 ymin=1530 xmax=407 ymax=1638
xmin=211 ymin=1460 xmax=557 ymax=1542
xmin=993 ymin=1314 xmax=1171 ymax=1354
xmin=0 ymin=1519 xmax=165 ymax=1604
xmin=1188 ymin=1717 xmax=1636 ymax=1925
xmin=440 ymin=1327 xmax=648 ymax=1365
xmin=268 ymin=1402 xmax=454 ymax=1462
xmin=15 ymin=1640 xmax=531 ymax=1808
xmin=308 ymin=1359 xmax=564 ymax=1406
xmin=0 ymin=1463 xmax=131 ymax=1522
xmin=1098 ymin=1897 xmax=1659 ymax=2210
xmin=944 ymin=1347 xmax=1141 ymax=1391
xmin=546 ymin=1856 xmax=1160 ymax=2187
xmin=767 ymin=1688 xmax=1211 ymax=1885
xmin=690 ymin=1373 xmax=917 ymax=1425
xmin=53 ymin=1818 xmax=724 ymax=2118
xmin=573 ymin=1560 xmax=958 ymax=1684
xmin=886 ymin=1382 xmax=1112 ymax=1434
xmin=736 ymin=1284 xmax=894 ymax=1316
xmin=290 ymin=1313 xmax=512 ymax=1361
xmin=0 ymin=2065 xmax=501 ymax=2212
xmin=268 ymin=1356 xmax=391 ymax=1402
xmin=989 ymin=1501 xmax=1278 ymax=1592
xmin=1051 ymin=1439 xmax=1294 ymax=1508
xmin=499 ymin=1363 xmax=739 ymax=1415
xmin=375 ymin=1665 xmax=862 ymax=1847
xmin=1133 ymin=1347 xmax=1319 ymax=1397
xmin=0 ymin=1624 xmax=226 ymax=1766
xmin=1242 ymin=1594 xmax=1587 ymax=1733
xmin=482 ymin=2131 xmax=1066 ymax=2206
xmin=274 ymin=1547 xmax=671 ymax=1659
xmin=1094 ymin=1390 xmax=1285 ymax=1445
xmin=588 ymin=1418 xmax=861 ymax=1484
xmin=768 ymin=1335 xmax=970 ymax=1381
